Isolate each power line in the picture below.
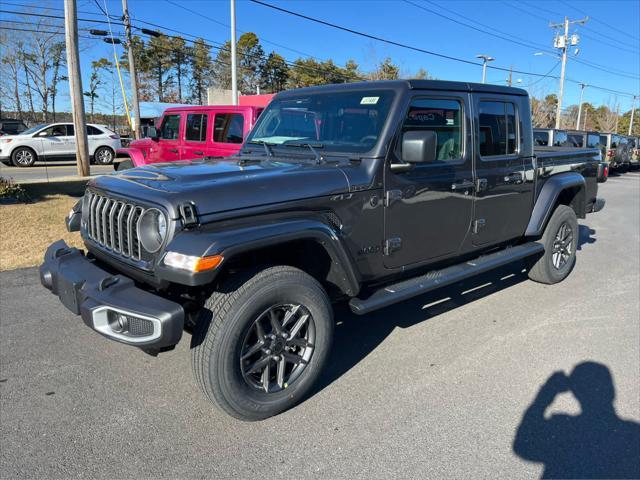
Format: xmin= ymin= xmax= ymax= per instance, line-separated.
xmin=406 ymin=0 xmax=638 ymax=78
xmin=558 ymin=0 xmax=640 ymax=45
xmin=249 ymin=0 xmax=638 ymax=98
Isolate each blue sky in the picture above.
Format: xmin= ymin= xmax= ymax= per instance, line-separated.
xmin=3 ymin=0 xmax=639 ymax=113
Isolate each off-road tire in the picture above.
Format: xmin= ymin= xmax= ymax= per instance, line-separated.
xmin=191 ymin=266 xmax=333 ymax=421
xmin=528 ymin=205 xmax=578 ymax=284
xmin=11 ymin=147 xmax=37 ymax=167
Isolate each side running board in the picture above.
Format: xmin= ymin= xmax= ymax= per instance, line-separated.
xmin=349 ymin=242 xmax=544 ymax=315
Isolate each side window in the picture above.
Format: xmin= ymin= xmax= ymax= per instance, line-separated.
xmin=533 ymin=131 xmax=549 ymax=146
xmin=159 ymin=114 xmax=180 ymax=140
xmin=567 ymin=134 xmax=583 ymax=147
xmin=478 ymin=101 xmax=518 ymax=157
xmin=554 ymin=130 xmax=568 ymax=146
xmin=41 ymin=125 xmax=67 ymax=137
xmin=600 ymin=135 xmax=607 ymax=148
xmin=587 ymin=134 xmax=600 ymax=148
xmin=402 ymin=98 xmax=463 ymax=162
xmin=185 ymin=114 xmax=208 ymax=142
xmin=213 ymin=113 xmax=244 ymax=144
xmin=87 ymin=125 xmax=102 ymax=135
xmin=66 ymin=124 xmax=75 ymax=136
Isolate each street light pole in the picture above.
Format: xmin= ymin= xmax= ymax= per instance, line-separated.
xmin=122 ymin=0 xmax=141 ymax=139
xmin=629 ymin=95 xmax=637 ymax=135
xmin=230 ymin=0 xmax=238 ymax=105
xmin=476 ymin=54 xmax=494 ymax=84
xmin=576 ymin=83 xmax=587 ymax=130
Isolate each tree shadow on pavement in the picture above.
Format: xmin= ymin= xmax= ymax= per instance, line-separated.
xmin=314 ymin=260 xmax=532 ymax=395
xmin=513 ymin=362 xmax=640 ymax=479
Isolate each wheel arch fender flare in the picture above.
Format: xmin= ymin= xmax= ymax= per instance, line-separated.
xmin=116 ymin=147 xmax=145 ymax=167
xmin=525 ymin=172 xmax=586 ymax=237
xmin=158 ymin=218 xmax=361 ymax=296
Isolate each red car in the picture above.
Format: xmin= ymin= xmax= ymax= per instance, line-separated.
xmin=115 ymin=105 xmax=265 ymax=169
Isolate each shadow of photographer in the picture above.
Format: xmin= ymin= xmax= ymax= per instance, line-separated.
xmin=513 ymin=362 xmax=640 ymax=479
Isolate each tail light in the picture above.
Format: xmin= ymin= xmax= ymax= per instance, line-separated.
xmin=109 ymin=134 xmax=120 ymax=140
xmin=606 ymin=149 xmax=615 ymax=158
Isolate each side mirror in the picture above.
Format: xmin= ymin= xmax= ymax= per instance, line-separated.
xmin=401 ymin=130 xmax=437 ymax=164
xmin=148 ymin=126 xmax=158 ymax=140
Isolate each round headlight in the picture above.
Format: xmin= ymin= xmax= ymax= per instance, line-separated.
xmin=138 ymin=208 xmax=167 ymax=253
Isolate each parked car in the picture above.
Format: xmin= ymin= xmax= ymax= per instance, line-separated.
xmin=566 ymin=130 xmax=601 ymax=152
xmin=41 ymin=80 xmax=605 ymax=420
xmin=628 ymin=136 xmax=639 ymax=168
xmin=114 ymin=105 xmax=264 ymax=170
xmin=0 ymin=123 xmax=121 ymax=167
xmin=0 ymin=118 xmax=28 ymax=136
xmin=533 ymin=128 xmax=569 ymax=147
xmin=599 ymin=133 xmax=630 ymax=170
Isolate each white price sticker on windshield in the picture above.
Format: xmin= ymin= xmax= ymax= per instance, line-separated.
xmin=360 ymin=96 xmax=379 ymax=105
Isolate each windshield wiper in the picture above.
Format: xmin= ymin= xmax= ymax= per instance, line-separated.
xmin=284 ymin=142 xmax=325 ymax=164
xmin=244 ymin=140 xmax=275 ymax=158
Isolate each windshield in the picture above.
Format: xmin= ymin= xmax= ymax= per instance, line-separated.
xmin=21 ymin=124 xmax=47 ymax=135
xmin=246 ymin=90 xmax=395 ymax=154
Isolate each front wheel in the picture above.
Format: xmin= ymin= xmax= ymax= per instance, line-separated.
xmin=528 ymin=205 xmax=578 ymax=284
xmin=191 ymin=266 xmax=333 ymax=421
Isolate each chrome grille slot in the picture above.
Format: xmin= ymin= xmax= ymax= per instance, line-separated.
xmin=86 ymin=192 xmax=146 ymax=261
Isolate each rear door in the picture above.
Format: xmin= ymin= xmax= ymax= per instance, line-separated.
xmin=472 ymin=96 xmax=533 ymax=246
xmin=182 ymin=112 xmax=209 ymax=160
xmin=156 ymin=113 xmax=182 ymax=162
xmin=211 ymin=112 xmax=245 ymax=157
xmin=384 ymin=93 xmax=474 ymax=268
xmin=62 ymin=124 xmax=77 ymax=155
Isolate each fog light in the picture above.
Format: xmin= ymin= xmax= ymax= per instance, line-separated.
xmin=108 ymin=311 xmax=129 ymax=333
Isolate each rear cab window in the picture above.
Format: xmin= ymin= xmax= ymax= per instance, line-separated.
xmin=567 ymin=133 xmax=583 ymax=147
xmin=401 ymin=97 xmax=463 ymax=162
xmin=214 ymin=113 xmax=244 ymax=144
xmin=478 ymin=101 xmax=518 ymax=157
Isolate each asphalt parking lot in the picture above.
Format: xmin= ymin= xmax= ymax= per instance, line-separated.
xmin=1 ymin=172 xmax=639 ymax=479
xmin=0 ymin=161 xmax=113 ymax=182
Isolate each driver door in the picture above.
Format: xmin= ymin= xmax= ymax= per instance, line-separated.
xmin=155 ymin=113 xmax=182 ymax=162
xmin=383 ymin=93 xmax=474 ymax=269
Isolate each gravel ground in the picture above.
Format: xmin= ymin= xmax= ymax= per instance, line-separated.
xmin=1 ymin=171 xmax=638 ymax=479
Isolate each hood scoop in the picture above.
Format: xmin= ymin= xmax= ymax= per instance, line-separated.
xmin=116 ymin=169 xmax=173 ymax=182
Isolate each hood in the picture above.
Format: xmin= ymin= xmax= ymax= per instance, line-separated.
xmin=89 ymin=157 xmax=351 ymax=219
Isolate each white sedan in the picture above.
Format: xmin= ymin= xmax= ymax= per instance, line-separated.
xmin=0 ymin=123 xmax=122 ymax=167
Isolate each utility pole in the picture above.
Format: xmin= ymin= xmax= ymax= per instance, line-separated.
xmin=615 ymin=103 xmax=620 ymax=133
xmin=230 ymin=0 xmax=238 ymax=105
xmin=122 ymin=0 xmax=141 ymax=139
xmin=507 ymin=65 xmax=513 ymax=87
xmin=629 ymin=95 xmax=637 ymax=135
xmin=576 ymin=83 xmax=587 ymax=130
xmin=64 ymin=0 xmax=90 ymax=177
xmin=476 ymin=54 xmax=494 ymax=84
xmin=550 ymin=16 xmax=588 ymax=129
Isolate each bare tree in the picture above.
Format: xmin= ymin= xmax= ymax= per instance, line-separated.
xmin=596 ymin=98 xmax=619 ymax=133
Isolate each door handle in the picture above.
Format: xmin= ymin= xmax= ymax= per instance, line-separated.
xmin=193 ymin=151 xmax=204 ymax=155
xmin=451 ymin=180 xmax=475 ymax=191
xmin=504 ymin=172 xmax=524 ymax=184
xmin=169 ymin=148 xmax=178 ymax=153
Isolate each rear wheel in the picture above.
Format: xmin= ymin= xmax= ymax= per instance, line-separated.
xmin=528 ymin=205 xmax=578 ymax=284
xmin=191 ymin=266 xmax=333 ymax=421
xmin=94 ymin=146 xmax=114 ymax=165
xmin=11 ymin=147 xmax=36 ymax=167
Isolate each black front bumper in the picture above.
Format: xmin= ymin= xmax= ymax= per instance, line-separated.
xmin=40 ymin=240 xmax=184 ymax=350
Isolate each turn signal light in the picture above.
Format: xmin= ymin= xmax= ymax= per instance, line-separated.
xmin=163 ymin=252 xmax=223 ymax=272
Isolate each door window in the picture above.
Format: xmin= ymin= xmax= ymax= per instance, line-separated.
xmin=478 ymin=101 xmax=518 ymax=157
xmin=587 ymin=134 xmax=600 ymax=148
xmin=65 ymin=124 xmax=75 ymax=136
xmin=567 ymin=133 xmax=583 ymax=147
xmin=401 ymin=98 xmax=463 ymax=162
xmin=159 ymin=114 xmax=180 ymax=140
xmin=214 ymin=113 xmax=244 ymax=143
xmin=185 ymin=114 xmax=208 ymax=142
xmin=40 ymin=125 xmax=67 ymax=137
xmin=553 ymin=130 xmax=568 ymax=146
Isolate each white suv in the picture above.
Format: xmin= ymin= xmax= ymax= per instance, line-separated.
xmin=0 ymin=123 xmax=122 ymax=167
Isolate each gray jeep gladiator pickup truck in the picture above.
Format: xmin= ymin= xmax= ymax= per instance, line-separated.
xmin=41 ymin=80 xmax=606 ymax=420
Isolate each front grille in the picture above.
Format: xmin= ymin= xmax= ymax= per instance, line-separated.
xmin=86 ymin=191 xmax=145 ymax=260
